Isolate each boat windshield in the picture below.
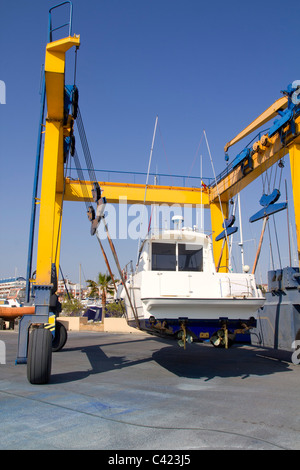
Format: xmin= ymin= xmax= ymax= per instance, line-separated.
xmin=151 ymin=242 xmax=203 ymax=271
xmin=178 ymin=243 xmax=203 ymax=271
xmin=152 ymin=243 xmax=176 ymax=271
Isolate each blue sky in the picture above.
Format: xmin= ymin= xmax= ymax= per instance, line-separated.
xmin=0 ymin=0 xmax=299 ymax=285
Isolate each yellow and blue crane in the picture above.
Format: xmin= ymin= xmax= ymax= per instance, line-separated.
xmin=2 ymin=1 xmax=299 ymax=383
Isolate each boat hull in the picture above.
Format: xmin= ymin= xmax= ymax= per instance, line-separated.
xmin=118 ymin=229 xmax=265 ymax=344
xmin=127 ymin=316 xmax=257 ymax=344
xmin=122 ymin=278 xmax=264 ymax=343
xmin=121 ymin=270 xmax=265 ymax=329
xmin=141 ymin=296 xmax=264 ymax=321
xmin=123 ymin=292 xmax=264 ymax=344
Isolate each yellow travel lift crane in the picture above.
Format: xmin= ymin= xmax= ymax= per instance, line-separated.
xmin=6 ymin=2 xmax=300 ymax=383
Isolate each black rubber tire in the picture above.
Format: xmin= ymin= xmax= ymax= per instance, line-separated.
xmin=27 ymin=328 xmax=52 ymax=384
xmin=52 ymin=321 xmax=68 ymax=352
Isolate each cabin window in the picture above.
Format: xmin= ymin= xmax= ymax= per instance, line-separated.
xmin=178 ymin=244 xmax=203 ymax=271
xmin=152 ymin=243 xmax=176 ymax=271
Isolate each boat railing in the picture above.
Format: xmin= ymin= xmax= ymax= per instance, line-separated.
xmin=220 ymin=276 xmax=253 ymax=298
xmin=149 ymin=227 xmax=213 ymax=239
xmin=123 ymin=260 xmax=134 ymax=278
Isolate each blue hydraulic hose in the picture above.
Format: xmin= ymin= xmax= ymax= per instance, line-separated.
xmin=25 ymin=76 xmax=46 ymax=302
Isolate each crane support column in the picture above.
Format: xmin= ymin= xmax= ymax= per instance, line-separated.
xmin=36 ymin=36 xmax=80 ymax=284
xmin=17 ymin=35 xmax=80 ymax=379
xmin=36 ymin=120 xmax=64 ymax=283
xmin=288 ymin=142 xmax=300 ymax=264
xmin=210 ymin=201 xmax=229 ymax=272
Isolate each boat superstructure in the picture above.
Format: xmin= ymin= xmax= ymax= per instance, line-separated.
xmin=117 ymin=221 xmax=265 ymax=346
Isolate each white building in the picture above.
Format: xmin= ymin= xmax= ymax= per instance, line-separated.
xmin=0 ymin=277 xmax=26 ymax=300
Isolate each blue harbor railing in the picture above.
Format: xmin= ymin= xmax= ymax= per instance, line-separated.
xmin=67 ymin=167 xmax=213 ymax=188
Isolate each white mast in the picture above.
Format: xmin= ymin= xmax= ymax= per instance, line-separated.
xmin=237 ymin=192 xmax=245 ymax=271
xmin=137 ymin=116 xmax=158 ymax=263
xmin=200 ymin=154 xmax=203 ymax=232
xmin=79 ymin=263 xmax=81 ymax=300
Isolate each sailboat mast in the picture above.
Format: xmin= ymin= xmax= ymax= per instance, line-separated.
xmin=137 ymin=115 xmax=158 ymax=262
xmin=79 ymin=263 xmax=81 ymax=301
xmin=200 ymin=154 xmax=203 ymax=231
xmin=238 ymin=193 xmax=245 ymax=270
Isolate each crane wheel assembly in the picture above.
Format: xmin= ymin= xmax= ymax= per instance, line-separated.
xmin=27 ymin=328 xmax=52 ymax=385
xmin=51 ymin=321 xmax=68 ymax=352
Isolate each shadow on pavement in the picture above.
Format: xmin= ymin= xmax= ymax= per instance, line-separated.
xmin=152 ymin=342 xmax=293 ymax=380
xmin=50 ymin=334 xmax=293 ymax=384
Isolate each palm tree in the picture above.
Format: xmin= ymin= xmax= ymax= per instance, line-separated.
xmin=86 ymin=273 xmax=115 ymax=323
xmin=86 ymin=279 xmax=99 ymax=299
xmin=97 ymin=273 xmax=115 ymax=323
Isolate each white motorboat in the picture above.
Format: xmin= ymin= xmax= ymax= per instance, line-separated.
xmin=116 ymin=218 xmax=265 ymax=347
xmin=0 ymin=298 xmax=21 ymax=307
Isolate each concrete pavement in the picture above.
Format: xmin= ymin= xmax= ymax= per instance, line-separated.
xmin=0 ymin=329 xmax=299 ymax=450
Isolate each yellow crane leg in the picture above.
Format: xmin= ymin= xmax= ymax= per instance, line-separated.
xmin=210 ymin=201 xmax=229 ymax=272
xmin=34 ymin=35 xmax=80 ymax=286
xmin=35 ymin=120 xmax=64 ymax=284
xmin=288 ymin=142 xmax=300 ymax=266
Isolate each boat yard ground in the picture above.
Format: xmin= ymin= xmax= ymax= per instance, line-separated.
xmin=0 ymin=329 xmax=299 ymax=451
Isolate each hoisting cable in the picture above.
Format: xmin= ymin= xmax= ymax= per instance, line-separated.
xmin=75 ymin=107 xmax=97 ymax=184
xmin=71 ymin=110 xmax=134 ymax=323
xmin=267 ymin=218 xmax=274 ymax=270
xmin=59 ymin=265 xmax=71 ymax=300
xmin=74 ymin=46 xmax=79 ymax=87
xmin=73 ymin=147 xmax=124 ymax=315
xmin=272 ymin=215 xmax=282 ymax=269
xmin=252 ymin=216 xmax=269 ymax=274
xmin=228 ymin=196 xmax=237 ymax=272
xmin=75 ymin=105 xmax=105 ymax=233
xmin=95 ymin=233 xmax=126 ymax=319
xmin=73 ymin=148 xmax=91 ymax=212
xmin=99 ymin=217 xmax=140 ymax=328
xmin=269 ymin=158 xmax=285 ymax=269
xmin=278 ymin=158 xmax=284 ymax=191
xmin=54 ymin=148 xmax=70 ymax=268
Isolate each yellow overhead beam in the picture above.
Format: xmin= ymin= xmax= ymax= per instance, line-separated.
xmin=62 ymin=109 xmax=300 ymax=270
xmin=63 ymin=178 xmax=210 ymax=207
xmin=224 ymin=96 xmax=288 ymax=153
xmin=210 ymin=114 xmax=300 ymax=204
